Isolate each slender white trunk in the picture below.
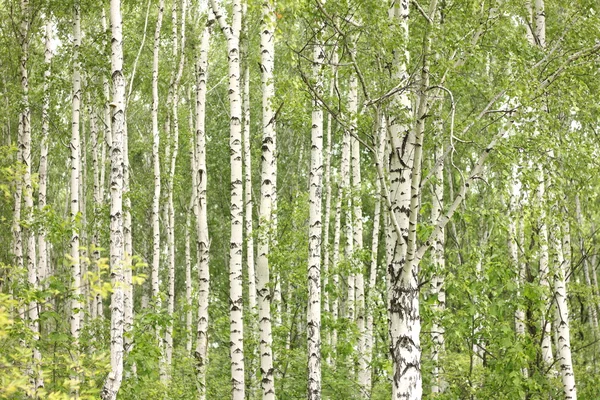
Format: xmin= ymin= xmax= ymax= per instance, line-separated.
xmin=342 ymin=116 xmax=353 ymax=321
xmin=307 ymin=33 xmax=325 ymax=400
xmin=430 ymin=119 xmax=445 ymax=394
xmin=534 ymin=0 xmax=546 ymax=49
xmin=256 ymin=1 xmax=277 ymax=397
xmin=151 ymin=0 xmax=164 ymax=306
xmin=89 ymin=93 xmax=102 ymax=320
xmin=387 ymin=0 xmax=438 ymax=396
xmin=537 ymin=166 xmax=553 ymax=367
xmin=472 ymin=232 xmax=488 ymax=364
xmin=387 ymin=0 xmax=422 ymax=394
xmin=576 ymin=195 xmax=597 ymax=332
xmin=331 ymin=168 xmax=342 ymax=354
xmin=185 ymin=170 xmax=194 ymax=354
xmin=123 ymin=115 xmax=133 ymax=363
xmin=165 ymin=0 xmax=187 ymax=380
xmin=352 ymin=81 xmax=367 ymax=391
xmin=38 ymin=19 xmax=52 ymax=288
xmin=243 ymin=59 xmax=256 ymax=313
xmin=20 ymin=0 xmax=42 ymax=390
xmin=509 ymin=164 xmax=528 ymax=378
xmin=194 ymin=11 xmax=212 ymax=400
xmin=101 ymin=0 xmax=126 ymax=397
xmin=102 ymin=10 xmax=111 ymax=207
xmin=387 ymin=2 xmax=416 ymax=397
xmin=80 ymin=107 xmax=89 ymax=322
xmin=591 ymin=223 xmax=600 ymax=321
xmin=552 ymin=220 xmax=576 ymax=399
xmin=70 ymin=0 xmax=82 ymax=344
xmin=510 ymin=165 xmax=524 ymax=334
xmin=12 ymin=114 xmax=23 ymax=298
xmin=322 ymin=49 xmax=337 ymax=353
xmin=210 ymin=1 xmax=245 ymax=397
xmin=364 ymin=115 xmax=387 ymax=395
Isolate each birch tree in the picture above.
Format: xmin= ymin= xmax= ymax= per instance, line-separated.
xmin=19 ymin=0 xmax=43 ymax=390
xmin=101 ymin=0 xmax=126 ymax=396
xmin=38 ymin=19 xmax=52 ymax=291
xmin=256 ymin=0 xmax=276 ymax=397
xmin=209 ymin=0 xmax=246 ymax=397
xmin=70 ymin=0 xmax=82 ymax=345
xmin=151 ymin=0 xmax=164 ymax=309
xmin=164 ymin=0 xmax=187 ymax=379
xmin=307 ymin=26 xmax=325 ymax=400
xmin=193 ymin=9 xmax=213 ymax=400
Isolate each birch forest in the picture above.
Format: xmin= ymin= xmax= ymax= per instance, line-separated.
xmin=3 ymin=0 xmax=600 ymax=398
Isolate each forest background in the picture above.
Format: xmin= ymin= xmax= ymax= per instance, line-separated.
xmin=1 ymin=0 xmax=600 ymax=399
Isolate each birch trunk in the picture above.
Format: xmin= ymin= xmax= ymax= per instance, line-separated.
xmin=387 ymin=1 xmax=438 ymax=396
xmin=331 ymin=168 xmax=342 ymax=354
xmin=307 ymin=33 xmax=325 ymax=400
xmin=351 ymin=77 xmax=367 ymax=391
xmin=151 ymin=0 xmax=164 ymax=307
xmin=509 ymin=164 xmax=528 ymax=378
xmin=256 ymin=0 xmax=276 ymax=397
xmin=20 ymin=0 xmax=42 ymax=390
xmin=576 ymin=195 xmax=598 ymax=332
xmin=101 ymin=0 xmax=126 ymax=396
xmin=70 ymin=0 xmax=82 ymax=345
xmin=194 ymin=11 xmax=213 ymax=400
xmin=243 ymin=54 xmax=256 ymax=314
xmin=552 ymin=219 xmax=577 ymax=399
xmin=430 ymin=120 xmax=445 ymax=394
xmin=102 ymin=9 xmax=112 ymax=207
xmin=364 ymin=114 xmax=387 ymax=395
xmin=123 ymin=111 xmax=133 ymax=365
xmin=165 ymin=0 xmax=187 ymax=379
xmin=185 ymin=171 xmax=194 ymax=354
xmin=38 ymin=19 xmax=52 ymax=288
xmin=342 ymin=117 xmax=353 ymax=322
xmin=89 ymin=93 xmax=102 ymax=320
xmin=537 ymin=166 xmax=553 ymax=367
xmin=387 ymin=2 xmax=416 ymax=397
xmin=322 ymin=48 xmax=337 ymax=353
xmin=210 ymin=1 xmax=245 ymax=397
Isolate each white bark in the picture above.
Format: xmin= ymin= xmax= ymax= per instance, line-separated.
xmin=387 ymin=3 xmax=417 ymax=397
xmin=430 ymin=118 xmax=445 ymax=394
xmin=307 ymin=33 xmax=325 ymax=400
xmin=509 ymin=164 xmax=528 ymax=378
xmin=576 ymin=195 xmax=597 ymax=332
xmin=509 ymin=165 xmax=524 ymax=333
xmin=70 ymin=0 xmax=82 ymax=344
xmin=364 ymin=115 xmax=387 ymax=395
xmin=243 ymin=60 xmax=256 ymax=313
xmin=194 ymin=11 xmax=212 ymax=400
xmin=101 ymin=0 xmax=126 ymax=397
xmin=210 ymin=0 xmax=245 ymax=397
xmin=342 ymin=115 xmax=353 ymax=321
xmin=256 ymin=0 xmax=277 ymax=397
xmin=537 ymin=166 xmax=553 ymax=368
xmin=552 ymin=220 xmax=576 ymax=399
xmin=534 ymin=0 xmax=546 ymax=49
xmin=151 ymin=0 xmax=164 ymax=306
xmin=102 ymin=10 xmax=111 ymax=206
xmin=164 ymin=0 xmax=187 ymax=380
xmin=322 ymin=48 xmax=337 ymax=354
xmin=20 ymin=0 xmax=42 ymax=390
xmin=331 ymin=167 xmax=342 ymax=354
xmin=89 ymin=93 xmax=102 ymax=320
xmin=38 ymin=19 xmax=52 ymax=288
xmin=351 ymin=79 xmax=367 ymax=391
xmin=185 ymin=173 xmax=194 ymax=354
